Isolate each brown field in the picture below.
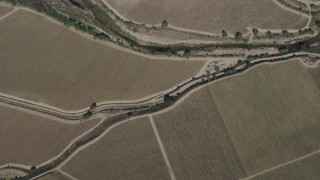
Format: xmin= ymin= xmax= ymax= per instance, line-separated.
xmin=62 ymin=117 xmax=171 ymax=180
xmin=0 ymin=4 xmax=13 ymax=18
xmin=153 ymin=88 xmax=246 ymax=180
xmin=105 ymin=0 xmax=308 ymax=33
xmin=0 ymin=105 xmax=100 ymax=166
xmin=253 ymin=153 xmax=320 ymax=180
xmin=0 ymin=10 xmax=204 ymax=110
xmin=39 ymin=171 xmax=71 ymax=180
xmin=308 ymin=66 xmax=320 ymax=90
xmin=209 ymin=60 xmax=320 ymax=175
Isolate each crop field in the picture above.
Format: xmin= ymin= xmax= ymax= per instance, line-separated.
xmin=153 ymin=88 xmax=246 ymax=180
xmin=104 ymin=0 xmax=308 ymax=33
xmin=252 ymin=153 xmax=320 ymax=180
xmin=0 ymin=105 xmax=101 ymax=166
xmin=308 ymin=66 xmax=320 ymax=90
xmin=0 ymin=4 xmax=13 ymax=18
xmin=209 ymin=60 xmax=320 ymax=175
xmin=39 ymin=171 xmax=71 ymax=180
xmin=0 ymin=10 xmax=204 ymax=110
xmin=62 ymin=117 xmax=171 ymax=180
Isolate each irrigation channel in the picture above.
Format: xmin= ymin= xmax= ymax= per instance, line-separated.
xmin=0 ymin=50 xmax=316 ymax=179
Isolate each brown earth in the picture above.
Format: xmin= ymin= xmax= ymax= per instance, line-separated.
xmin=105 ymin=0 xmax=308 ymax=34
xmin=153 ymin=88 xmax=246 ymax=180
xmin=0 ymin=9 xmax=204 ymax=110
xmin=62 ymin=117 xmax=171 ymax=180
xmin=0 ymin=105 xmax=101 ymax=166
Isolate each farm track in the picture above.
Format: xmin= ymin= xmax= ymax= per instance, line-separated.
xmin=9 ymin=51 xmax=319 ymax=180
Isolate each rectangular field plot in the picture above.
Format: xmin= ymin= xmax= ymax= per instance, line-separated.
xmin=0 ymin=105 xmax=100 ymax=166
xmin=0 ymin=10 xmax=204 ymax=110
xmin=153 ymin=88 xmax=246 ymax=180
xmin=62 ymin=117 xmax=171 ymax=180
xmin=253 ymin=153 xmax=320 ymax=180
xmin=209 ymin=60 xmax=320 ymax=175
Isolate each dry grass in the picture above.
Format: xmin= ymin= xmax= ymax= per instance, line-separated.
xmin=0 ymin=10 xmax=204 ymax=110
xmin=209 ymin=60 xmax=320 ymax=175
xmin=62 ymin=117 xmax=171 ymax=180
xmin=0 ymin=4 xmax=13 ymax=18
xmin=39 ymin=171 xmax=71 ymax=180
xmin=0 ymin=105 xmax=100 ymax=166
xmin=153 ymin=88 xmax=246 ymax=180
xmin=105 ymin=0 xmax=308 ymax=33
xmin=0 ymin=169 xmax=26 ymax=179
xmin=253 ymin=153 xmax=320 ymax=180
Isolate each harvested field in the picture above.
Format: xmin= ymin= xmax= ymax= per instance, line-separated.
xmin=0 ymin=10 xmax=204 ymax=110
xmin=0 ymin=105 xmax=101 ymax=166
xmin=252 ymin=153 xmax=320 ymax=180
xmin=209 ymin=60 xmax=320 ymax=175
xmin=62 ymin=117 xmax=171 ymax=180
xmin=153 ymin=88 xmax=246 ymax=180
xmin=104 ymin=0 xmax=308 ymax=33
xmin=0 ymin=4 xmax=13 ymax=18
xmin=39 ymin=171 xmax=71 ymax=180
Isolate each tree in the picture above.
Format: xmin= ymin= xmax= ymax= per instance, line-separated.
xmin=83 ymin=111 xmax=93 ymax=119
xmin=266 ymin=30 xmax=273 ymax=39
xmin=90 ymin=103 xmax=97 ymax=110
xmin=161 ymin=20 xmax=168 ymax=28
xmin=234 ymin=32 xmax=243 ymax=41
xmin=252 ymin=28 xmax=259 ymax=36
xmin=184 ymin=49 xmax=191 ymax=58
xmin=281 ymin=30 xmax=291 ymax=37
xmin=278 ymin=47 xmax=289 ymax=53
xmin=222 ymin=30 xmax=228 ymax=37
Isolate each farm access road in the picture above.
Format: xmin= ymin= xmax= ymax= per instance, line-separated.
xmin=0 ymin=51 xmax=319 ymax=122
xmin=8 ymin=51 xmax=319 ymax=180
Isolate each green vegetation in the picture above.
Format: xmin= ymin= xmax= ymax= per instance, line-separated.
xmin=278 ymin=47 xmax=289 ymax=53
xmin=266 ymin=30 xmax=273 ymax=39
xmin=222 ymin=30 xmax=228 ymax=37
xmin=252 ymin=28 xmax=259 ymax=36
xmin=83 ymin=111 xmax=93 ymax=119
xmin=161 ymin=20 xmax=168 ymax=28
xmin=234 ymin=32 xmax=243 ymax=41
xmin=298 ymin=28 xmax=315 ymax=35
xmin=183 ymin=49 xmax=191 ymax=58
xmin=281 ymin=30 xmax=292 ymax=37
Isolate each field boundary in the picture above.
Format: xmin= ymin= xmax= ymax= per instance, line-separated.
xmin=149 ymin=115 xmax=177 ymax=180
xmin=0 ymin=6 xmax=17 ymax=21
xmin=242 ymin=148 xmax=320 ymax=179
xmin=58 ymin=169 xmax=77 ymax=180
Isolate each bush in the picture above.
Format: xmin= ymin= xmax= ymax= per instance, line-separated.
xmin=234 ymin=32 xmax=243 ymax=41
xmin=183 ymin=49 xmax=191 ymax=58
xmin=252 ymin=28 xmax=259 ymax=36
xmin=266 ymin=30 xmax=273 ymax=39
xmin=161 ymin=20 xmax=168 ymax=28
xmin=222 ymin=30 xmax=228 ymax=37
